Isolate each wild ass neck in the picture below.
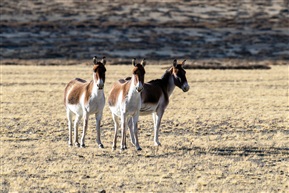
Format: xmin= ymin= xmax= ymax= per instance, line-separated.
xmin=127 ymin=75 xmax=141 ymax=101
xmin=161 ymin=71 xmax=176 ymax=97
xmin=91 ymin=75 xmax=103 ymax=95
xmin=93 ymin=82 xmax=101 ymax=95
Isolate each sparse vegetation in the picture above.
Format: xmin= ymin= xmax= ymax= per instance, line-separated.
xmin=1 ymin=62 xmax=288 ymax=192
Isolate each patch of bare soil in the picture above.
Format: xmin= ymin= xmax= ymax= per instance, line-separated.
xmin=1 ymin=64 xmax=289 ymax=192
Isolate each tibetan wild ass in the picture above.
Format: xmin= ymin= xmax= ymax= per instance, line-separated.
xmin=128 ymin=59 xmax=189 ymax=146
xmin=108 ymin=58 xmax=146 ymax=151
xmin=64 ymin=56 xmax=106 ymax=148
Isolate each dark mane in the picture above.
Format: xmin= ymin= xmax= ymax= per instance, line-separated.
xmin=147 ymin=78 xmax=162 ymax=85
xmin=118 ymin=77 xmax=131 ymax=84
xmin=75 ymin=78 xmax=87 ymax=83
xmin=145 ymin=70 xmax=171 ymax=99
xmin=147 ymin=70 xmax=171 ymax=86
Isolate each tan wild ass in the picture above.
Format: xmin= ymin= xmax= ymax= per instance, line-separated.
xmin=128 ymin=59 xmax=190 ymax=146
xmin=108 ymin=58 xmax=146 ymax=151
xmin=64 ymin=56 xmax=106 ymax=148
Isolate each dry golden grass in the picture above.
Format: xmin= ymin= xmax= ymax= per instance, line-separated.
xmin=1 ymin=62 xmax=289 ymax=192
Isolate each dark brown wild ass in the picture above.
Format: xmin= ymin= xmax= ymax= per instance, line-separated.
xmin=128 ymin=59 xmax=189 ymax=146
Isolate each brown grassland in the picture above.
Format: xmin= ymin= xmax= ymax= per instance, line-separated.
xmin=1 ymin=61 xmax=289 ymax=192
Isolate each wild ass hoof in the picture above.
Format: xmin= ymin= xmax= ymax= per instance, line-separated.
xmin=68 ymin=142 xmax=73 ymax=146
xmin=80 ymin=144 xmax=86 ymax=148
xmin=136 ymin=147 xmax=142 ymax=151
xmin=121 ymin=146 xmax=127 ymax=151
xmin=75 ymin=142 xmax=80 ymax=147
xmin=154 ymin=142 xmax=162 ymax=146
xmin=112 ymin=146 xmax=116 ymax=151
xmin=98 ymin=144 xmax=104 ymax=148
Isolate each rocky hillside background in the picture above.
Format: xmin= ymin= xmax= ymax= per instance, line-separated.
xmin=1 ymin=0 xmax=289 ymax=60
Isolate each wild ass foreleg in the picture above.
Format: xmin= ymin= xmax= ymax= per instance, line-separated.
xmin=112 ymin=113 xmax=119 ymax=150
xmin=95 ymin=114 xmax=104 ymax=148
xmin=74 ymin=115 xmax=81 ymax=147
xmin=153 ymin=111 xmax=164 ymax=146
xmin=80 ymin=114 xmax=88 ymax=148
xmin=132 ymin=115 xmax=142 ymax=151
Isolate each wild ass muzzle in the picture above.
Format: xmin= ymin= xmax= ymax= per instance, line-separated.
xmin=128 ymin=59 xmax=190 ymax=146
xmin=64 ymin=56 xmax=106 ymax=148
xmin=108 ymin=58 xmax=146 ymax=151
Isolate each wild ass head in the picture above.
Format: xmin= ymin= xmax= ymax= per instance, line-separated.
xmin=171 ymin=59 xmax=190 ymax=92
xmin=132 ymin=58 xmax=146 ymax=92
xmin=92 ymin=56 xmax=106 ymax=90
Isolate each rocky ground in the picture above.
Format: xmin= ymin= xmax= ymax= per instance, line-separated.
xmin=1 ymin=0 xmax=289 ymax=60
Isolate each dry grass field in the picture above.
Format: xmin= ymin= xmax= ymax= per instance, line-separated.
xmin=1 ymin=61 xmax=289 ymax=192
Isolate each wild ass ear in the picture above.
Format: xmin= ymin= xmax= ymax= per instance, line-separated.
xmin=101 ymin=56 xmax=106 ymax=65
xmin=132 ymin=58 xmax=136 ymax=66
xmin=181 ymin=59 xmax=186 ymax=66
xmin=93 ymin=56 xmax=97 ymax=65
xmin=173 ymin=59 xmax=178 ymax=67
xmin=141 ymin=58 xmax=146 ymax=67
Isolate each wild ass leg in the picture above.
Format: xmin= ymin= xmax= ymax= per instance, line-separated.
xmin=74 ymin=115 xmax=81 ymax=147
xmin=95 ymin=113 xmax=104 ymax=148
xmin=153 ymin=110 xmax=164 ymax=146
xmin=132 ymin=115 xmax=142 ymax=151
xmin=112 ymin=113 xmax=119 ymax=150
xmin=80 ymin=113 xmax=89 ymax=148
xmin=67 ymin=109 xmax=73 ymax=146
xmin=128 ymin=118 xmax=136 ymax=146
xmin=120 ymin=114 xmax=127 ymax=150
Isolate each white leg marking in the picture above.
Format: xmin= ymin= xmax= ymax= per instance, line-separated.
xmin=81 ymin=113 xmax=89 ymax=147
xmin=112 ymin=113 xmax=119 ymax=150
xmin=132 ymin=115 xmax=142 ymax=151
xmin=128 ymin=118 xmax=136 ymax=146
xmin=120 ymin=114 xmax=127 ymax=150
xmin=74 ymin=115 xmax=81 ymax=147
xmin=154 ymin=111 xmax=164 ymax=146
xmin=95 ymin=113 xmax=103 ymax=148
xmin=67 ymin=109 xmax=73 ymax=146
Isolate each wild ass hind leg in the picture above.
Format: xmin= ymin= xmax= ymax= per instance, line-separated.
xmin=95 ymin=113 xmax=104 ymax=148
xmin=112 ymin=113 xmax=119 ymax=150
xmin=66 ymin=109 xmax=73 ymax=146
xmin=120 ymin=114 xmax=127 ymax=151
